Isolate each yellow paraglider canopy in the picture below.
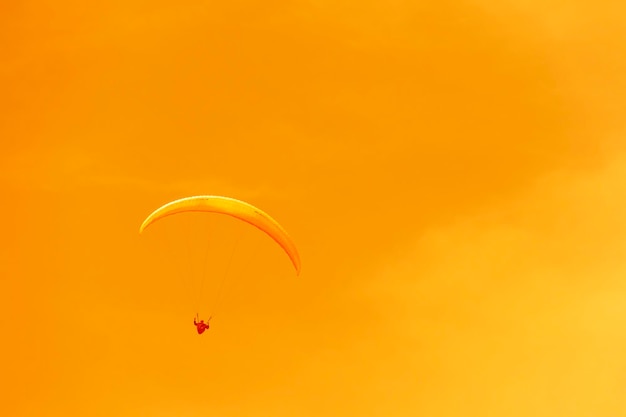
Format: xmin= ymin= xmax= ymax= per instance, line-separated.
xmin=139 ymin=195 xmax=301 ymax=275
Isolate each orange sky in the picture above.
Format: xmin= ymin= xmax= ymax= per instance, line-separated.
xmin=2 ymin=1 xmax=626 ymax=416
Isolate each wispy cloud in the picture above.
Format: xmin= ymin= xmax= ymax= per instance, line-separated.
xmin=0 ymin=145 xmax=282 ymax=203
xmin=343 ymin=149 xmax=626 ymax=415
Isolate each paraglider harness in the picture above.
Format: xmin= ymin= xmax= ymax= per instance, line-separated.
xmin=194 ymin=313 xmax=212 ymax=334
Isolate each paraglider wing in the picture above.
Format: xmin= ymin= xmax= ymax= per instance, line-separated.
xmin=139 ymin=196 xmax=301 ymax=275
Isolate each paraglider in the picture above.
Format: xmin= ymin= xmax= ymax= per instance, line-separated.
xmin=139 ymin=195 xmax=301 ymax=333
xmin=194 ymin=314 xmax=211 ymax=334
